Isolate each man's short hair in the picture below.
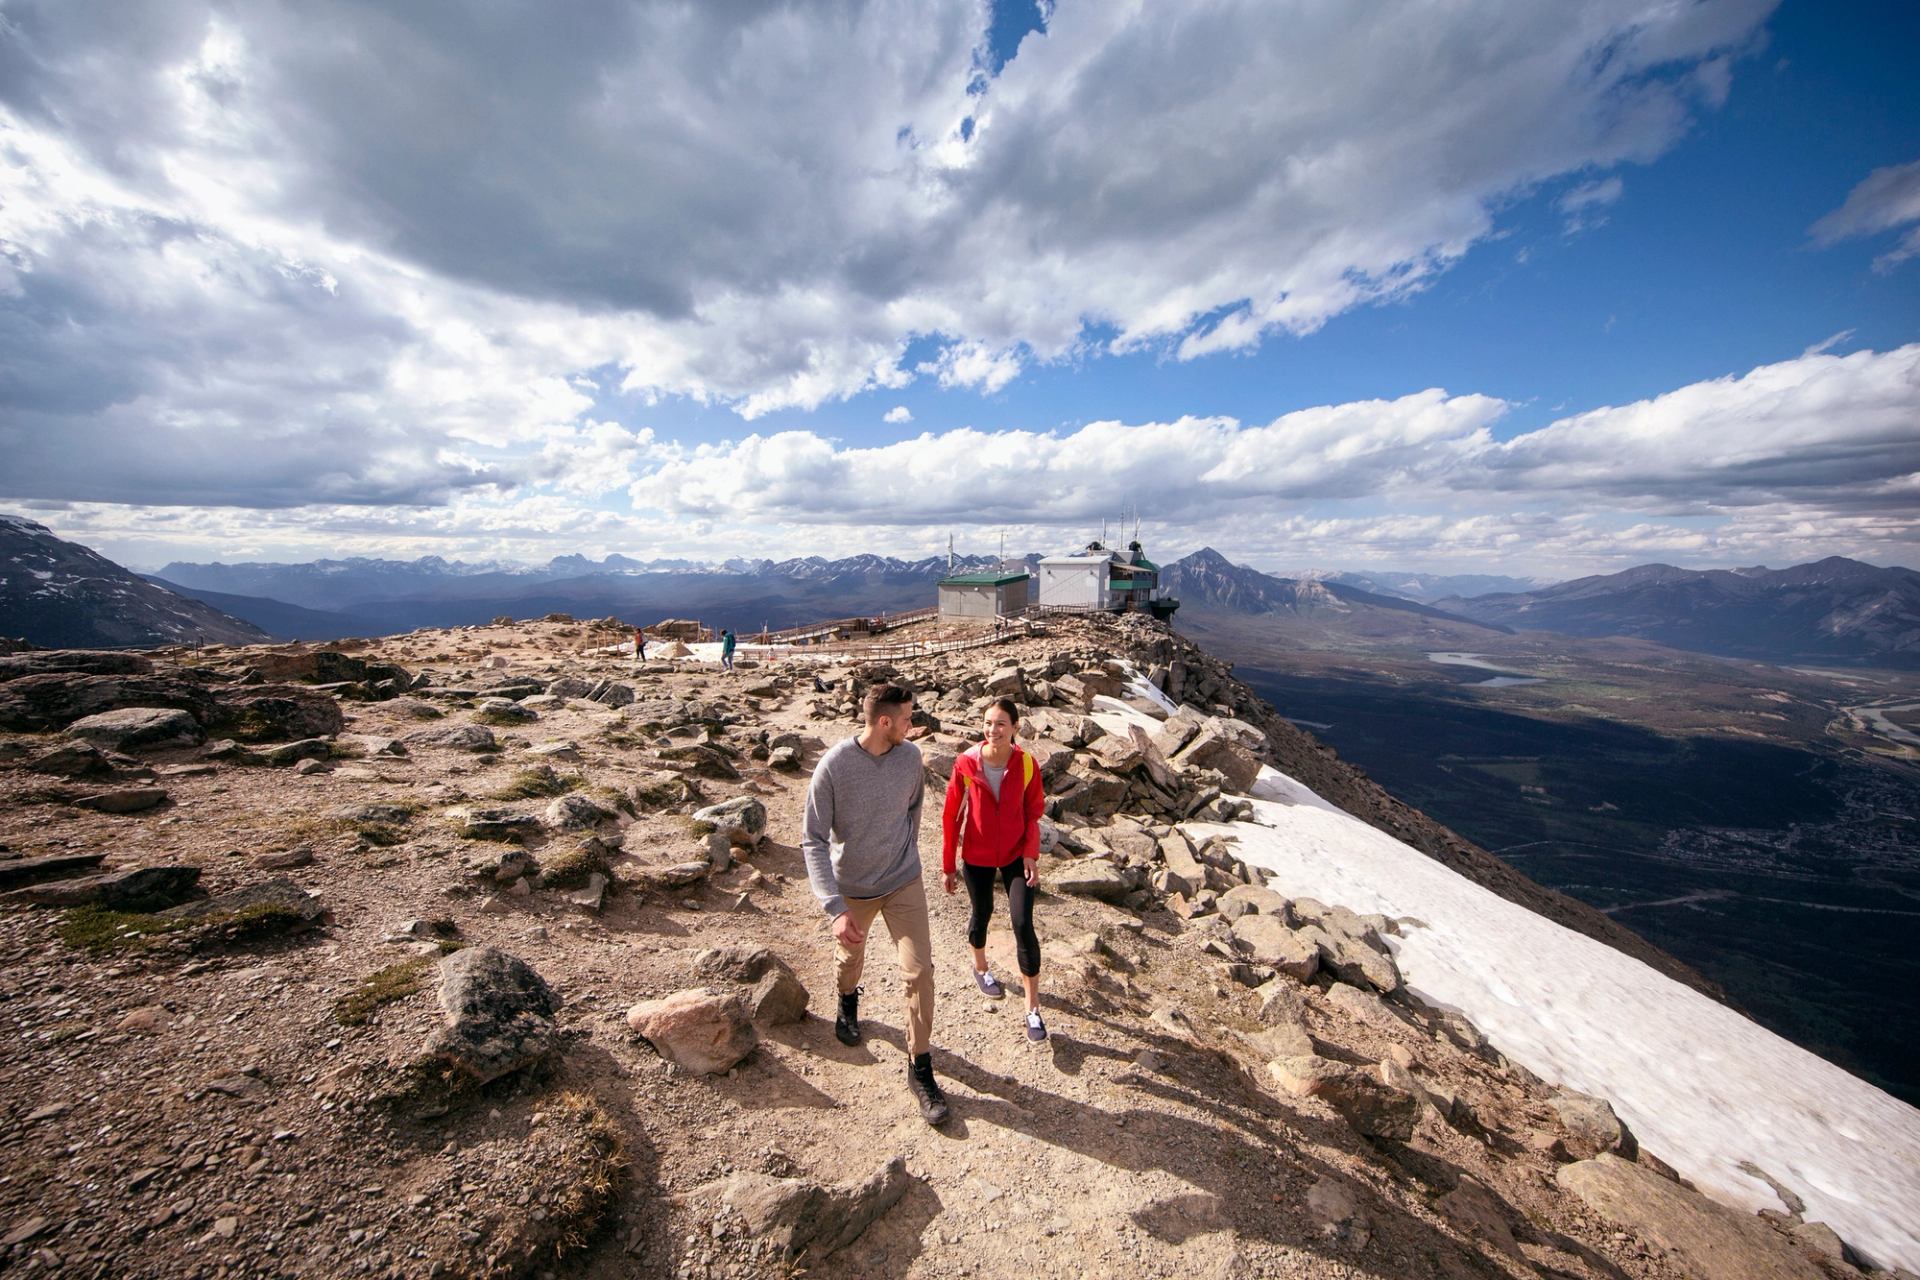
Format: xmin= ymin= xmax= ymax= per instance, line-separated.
xmin=861 ymin=682 xmax=915 ymax=723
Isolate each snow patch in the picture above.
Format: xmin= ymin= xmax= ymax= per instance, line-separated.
xmin=1187 ymin=765 xmax=1920 ymax=1271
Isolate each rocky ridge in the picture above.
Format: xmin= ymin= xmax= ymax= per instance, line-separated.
xmin=0 ymin=613 xmax=1890 ymax=1279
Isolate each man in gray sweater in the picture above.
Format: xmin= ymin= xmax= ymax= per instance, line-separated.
xmin=801 ymin=681 xmax=949 ymax=1125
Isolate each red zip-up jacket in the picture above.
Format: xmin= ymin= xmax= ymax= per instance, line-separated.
xmin=940 ymin=743 xmax=1045 ymax=874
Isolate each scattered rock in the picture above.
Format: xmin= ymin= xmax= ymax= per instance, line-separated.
xmin=692 ymin=796 xmax=769 ymax=847
xmin=406 ymin=724 xmax=500 ymax=752
xmin=414 ymin=947 xmax=561 ymax=1088
xmin=476 ymin=696 xmax=537 ymax=722
xmin=27 ymin=741 xmax=118 ymax=778
xmin=2 ymin=864 xmax=200 ymax=911
xmin=117 ymin=1005 xmax=172 ymax=1034
xmin=65 ymin=706 xmax=206 ymax=756
xmin=1550 ymin=1088 xmax=1637 ymax=1161
xmin=1229 ymin=914 xmax=1319 ymax=982
xmin=256 ymin=845 xmax=315 ymax=871
xmin=0 ymin=852 xmax=108 ymax=888
xmin=698 ymin=1156 xmax=915 ymax=1263
xmin=689 ymin=946 xmax=810 ymax=1025
xmin=656 ymin=743 xmax=740 ymax=780
xmin=1049 ymin=861 xmax=1132 ymax=903
xmin=72 ymin=787 xmax=170 ymax=814
xmin=630 ymin=861 xmax=712 ymax=889
xmin=1436 ymin=1176 xmax=1522 ymax=1257
xmin=462 ymin=809 xmax=543 ymax=843
xmin=1217 ymin=883 xmax=1289 ymax=922
xmin=259 ymin=738 xmax=333 ymax=766
xmin=1557 ymin=1154 xmax=1825 ymax=1280
xmin=565 ymin=872 xmax=610 ymax=912
xmin=1305 ymin=1176 xmax=1371 ymax=1249
xmin=211 ymin=686 xmax=346 ymax=741
xmin=625 ymin=988 xmax=756 ymax=1074
xmin=159 ymin=877 xmax=326 ymax=938
xmin=544 ymin=793 xmax=613 ymax=831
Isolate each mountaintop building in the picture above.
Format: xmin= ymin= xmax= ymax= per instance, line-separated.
xmin=1036 ymin=539 xmax=1178 ymax=620
xmin=936 ymin=565 xmax=1032 ymax=620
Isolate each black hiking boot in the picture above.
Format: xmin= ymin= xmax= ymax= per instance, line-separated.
xmin=834 ymin=988 xmax=862 ymax=1047
xmin=907 ymin=1052 xmax=951 ymax=1126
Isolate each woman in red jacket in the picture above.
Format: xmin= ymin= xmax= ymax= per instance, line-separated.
xmin=941 ymin=696 xmax=1048 ymax=1041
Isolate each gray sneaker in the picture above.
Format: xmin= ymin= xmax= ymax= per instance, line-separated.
xmin=974 ymin=969 xmax=1005 ymax=999
xmin=1026 ymin=1009 xmax=1047 ymax=1042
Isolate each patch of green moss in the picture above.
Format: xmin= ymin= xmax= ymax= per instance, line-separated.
xmin=332 ymin=956 xmax=434 ymax=1026
xmin=589 ymin=785 xmax=636 ymax=818
xmin=492 ymin=767 xmax=581 ymax=800
xmin=57 ymin=906 xmax=189 ymax=955
xmin=474 ymin=708 xmax=535 ymax=727
xmin=630 ymin=780 xmax=681 ymax=809
xmin=541 ymin=841 xmax=614 ymax=890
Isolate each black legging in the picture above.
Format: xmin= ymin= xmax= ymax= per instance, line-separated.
xmin=963 ymin=861 xmax=1040 ymax=978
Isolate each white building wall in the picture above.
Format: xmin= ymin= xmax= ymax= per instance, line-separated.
xmin=1038 ymin=559 xmax=1106 ymax=608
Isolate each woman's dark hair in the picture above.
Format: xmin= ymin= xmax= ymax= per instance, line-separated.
xmin=985 ymin=696 xmax=1020 ymax=723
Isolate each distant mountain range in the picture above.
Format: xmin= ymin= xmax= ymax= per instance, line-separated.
xmin=146 ymin=548 xmax=1040 ymax=641
xmin=1437 ymin=557 xmax=1920 ymax=667
xmin=1161 ymin=548 xmax=1492 ymax=622
xmin=0 ymin=515 xmax=268 ymax=648
xmin=1297 ymin=568 xmax=1546 ymax=604
xmin=8 ymin=514 xmax=1917 ymax=666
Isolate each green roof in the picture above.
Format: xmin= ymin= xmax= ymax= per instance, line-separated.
xmin=1109 ymin=579 xmax=1150 ymax=592
xmin=939 ymin=572 xmax=1030 ymax=587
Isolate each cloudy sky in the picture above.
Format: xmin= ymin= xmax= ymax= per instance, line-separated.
xmin=2 ymin=0 xmax=1917 ymax=576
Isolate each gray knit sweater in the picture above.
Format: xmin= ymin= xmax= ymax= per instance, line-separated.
xmin=801 ymin=735 xmax=925 ymax=919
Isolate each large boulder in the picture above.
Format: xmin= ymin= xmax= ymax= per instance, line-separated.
xmin=1049 ymin=861 xmax=1132 ymax=904
xmin=0 ymin=650 xmax=153 ymax=681
xmin=407 ymin=724 xmax=500 ymax=752
xmin=626 ymin=988 xmax=757 ymax=1074
xmin=691 ymin=796 xmax=769 ymax=847
xmin=160 ymin=876 xmax=325 ymax=929
xmin=210 ymin=686 xmax=345 ymax=742
xmin=63 ymin=707 xmax=204 ymax=752
xmin=72 ymin=787 xmax=170 ymax=814
xmin=1550 ymin=1089 xmax=1637 ymax=1160
xmin=25 ymin=741 xmax=117 ymax=778
xmin=1230 ymin=914 xmax=1319 ymax=982
xmin=1268 ymin=1056 xmax=1421 ymax=1141
xmin=1 ymin=865 xmax=200 ymax=911
xmin=544 ymin=793 xmax=614 ymax=831
xmin=1218 ymin=884 xmax=1290 ymax=923
xmin=656 ymin=743 xmax=741 ymax=781
xmin=247 ymin=651 xmax=377 ymax=685
xmin=415 ymin=947 xmax=561 ymax=1087
xmin=0 ymin=673 xmax=217 ymax=732
xmin=697 ymin=1156 xmax=915 ymax=1264
xmin=0 ymin=852 xmax=107 ymax=889
xmin=689 ymin=946 xmax=809 ymax=1025
xmin=1171 ymin=721 xmax=1263 ymax=792
xmin=984 ymin=666 xmax=1025 ymax=697
xmin=1149 ymin=707 xmax=1206 ymax=758
xmin=1556 ymin=1155 xmax=1825 ymax=1280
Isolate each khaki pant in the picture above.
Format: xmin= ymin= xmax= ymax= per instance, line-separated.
xmin=836 ymin=874 xmax=934 ymax=1056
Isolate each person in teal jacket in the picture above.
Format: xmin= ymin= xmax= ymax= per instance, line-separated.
xmin=720 ymin=629 xmax=736 ymax=671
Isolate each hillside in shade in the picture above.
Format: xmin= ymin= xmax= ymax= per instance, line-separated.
xmin=0 ymin=516 xmax=268 ymax=649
